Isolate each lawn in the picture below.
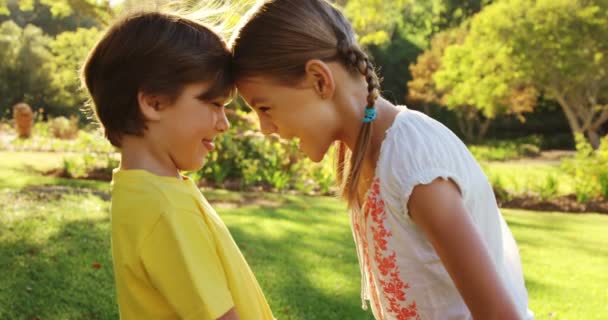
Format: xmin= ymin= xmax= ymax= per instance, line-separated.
xmin=1 ymin=151 xmax=607 ymax=319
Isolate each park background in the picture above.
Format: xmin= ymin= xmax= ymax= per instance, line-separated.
xmin=0 ymin=0 xmax=607 ymax=319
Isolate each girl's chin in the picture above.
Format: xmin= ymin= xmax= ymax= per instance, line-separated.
xmin=302 ymin=144 xmax=328 ymax=163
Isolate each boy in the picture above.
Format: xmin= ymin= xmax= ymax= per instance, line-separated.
xmin=81 ymin=11 xmax=274 ymax=320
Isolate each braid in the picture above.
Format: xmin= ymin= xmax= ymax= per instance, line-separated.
xmin=337 ymin=40 xmax=381 ymax=107
xmin=335 ymin=38 xmax=381 ymax=208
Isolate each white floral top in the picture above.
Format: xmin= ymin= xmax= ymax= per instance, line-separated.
xmin=351 ymin=108 xmax=534 ymax=319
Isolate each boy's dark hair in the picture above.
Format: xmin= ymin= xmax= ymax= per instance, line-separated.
xmin=82 ymin=11 xmax=234 ymax=147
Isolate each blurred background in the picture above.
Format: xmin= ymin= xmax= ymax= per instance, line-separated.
xmin=0 ymin=0 xmax=607 ymax=319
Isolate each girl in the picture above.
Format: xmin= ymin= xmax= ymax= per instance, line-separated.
xmin=230 ymin=0 xmax=534 ymax=319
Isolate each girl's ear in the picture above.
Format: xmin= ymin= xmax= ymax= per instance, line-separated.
xmin=137 ymin=91 xmax=166 ymax=121
xmin=304 ymin=59 xmax=335 ymax=99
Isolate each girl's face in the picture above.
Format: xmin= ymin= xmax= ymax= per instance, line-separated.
xmin=237 ymin=77 xmax=341 ymax=162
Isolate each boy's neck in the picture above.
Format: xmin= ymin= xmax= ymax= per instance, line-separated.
xmin=119 ymin=136 xmax=181 ymax=179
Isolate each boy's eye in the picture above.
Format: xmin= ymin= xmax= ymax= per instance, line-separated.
xmin=213 ymin=102 xmax=223 ymax=108
xmin=258 ymin=106 xmax=270 ymax=113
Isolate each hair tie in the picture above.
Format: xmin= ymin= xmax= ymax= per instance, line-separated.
xmin=363 ymin=106 xmax=376 ymax=123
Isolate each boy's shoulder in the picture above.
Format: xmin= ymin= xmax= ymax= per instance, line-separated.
xmin=111 ymin=170 xmax=204 ymax=222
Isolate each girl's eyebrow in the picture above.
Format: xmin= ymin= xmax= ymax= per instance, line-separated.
xmin=250 ymin=97 xmax=268 ymax=107
xmin=195 ymin=89 xmax=211 ymax=100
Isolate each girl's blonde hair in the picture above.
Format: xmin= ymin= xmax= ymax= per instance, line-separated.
xmin=230 ymin=0 xmax=381 ymax=209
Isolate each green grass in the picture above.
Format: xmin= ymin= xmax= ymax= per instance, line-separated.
xmin=1 ymin=151 xmax=607 ymax=319
xmin=505 ymin=209 xmax=608 ymax=319
xmin=0 ymin=191 xmax=115 ymax=320
xmin=0 ymin=151 xmax=109 ymax=192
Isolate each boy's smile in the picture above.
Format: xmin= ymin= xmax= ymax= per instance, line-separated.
xmin=149 ymin=81 xmax=230 ymax=172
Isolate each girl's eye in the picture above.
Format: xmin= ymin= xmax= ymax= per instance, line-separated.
xmin=213 ymin=102 xmax=223 ymax=108
xmin=258 ymin=106 xmax=270 ymax=113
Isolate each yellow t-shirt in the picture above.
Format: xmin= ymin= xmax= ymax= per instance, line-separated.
xmin=110 ymin=169 xmax=274 ymax=320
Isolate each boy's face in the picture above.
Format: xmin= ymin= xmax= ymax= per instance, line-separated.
xmin=153 ymin=82 xmax=230 ymax=172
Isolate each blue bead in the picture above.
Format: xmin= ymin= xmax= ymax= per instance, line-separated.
xmin=363 ymin=107 xmax=377 ymax=123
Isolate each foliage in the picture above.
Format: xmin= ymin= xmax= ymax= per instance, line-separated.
xmin=341 ymin=0 xmax=492 ymax=47
xmin=537 ymin=174 xmax=559 ymax=201
xmin=47 ymin=27 xmax=101 ymax=113
xmin=406 ymin=20 xmax=537 ymax=142
xmin=483 ymin=161 xmax=575 ymax=199
xmin=1 ymin=120 xmax=114 ymax=154
xmin=49 ymin=116 xmax=79 ymax=139
xmin=62 ymin=152 xmax=118 ymax=179
xmin=0 ymin=20 xmax=55 ymax=115
xmin=469 ymin=136 xmax=542 ymax=161
xmin=11 ymin=0 xmax=112 ymax=24
xmin=195 ymin=109 xmax=336 ymax=194
xmin=430 ymin=25 xmax=538 ymax=141
xmin=455 ymin=0 xmax=608 ymax=148
xmin=561 ymin=134 xmax=608 ymax=202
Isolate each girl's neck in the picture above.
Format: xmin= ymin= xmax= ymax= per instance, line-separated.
xmin=366 ymin=98 xmax=402 ymax=166
xmin=351 ymin=97 xmax=402 ymax=203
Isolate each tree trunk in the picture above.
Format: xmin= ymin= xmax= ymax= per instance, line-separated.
xmin=553 ymin=91 xmax=606 ymax=149
xmin=455 ymin=107 xmax=490 ymax=143
xmin=477 ymin=117 xmax=492 ymax=142
xmin=554 ymin=93 xmax=586 ymax=146
xmin=586 ymin=129 xmax=601 ymax=149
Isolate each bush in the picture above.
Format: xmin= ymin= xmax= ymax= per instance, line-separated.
xmin=196 ymin=109 xmax=336 ymax=194
xmin=489 ymin=173 xmax=511 ymax=202
xmin=50 ymin=116 xmax=79 ymax=139
xmin=469 ymin=135 xmax=542 ymax=161
xmin=62 ymin=153 xmax=119 ymax=179
xmin=561 ymin=134 xmax=608 ymax=202
xmin=4 ymin=123 xmax=114 ymax=153
xmin=537 ymin=174 xmax=559 ymax=201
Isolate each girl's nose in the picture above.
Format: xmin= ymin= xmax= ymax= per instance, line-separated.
xmin=259 ymin=116 xmax=278 ymax=135
xmin=215 ymin=109 xmax=230 ymax=133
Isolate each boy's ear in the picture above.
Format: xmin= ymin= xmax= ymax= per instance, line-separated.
xmin=304 ymin=59 xmax=335 ymax=100
xmin=137 ymin=91 xmax=163 ymax=121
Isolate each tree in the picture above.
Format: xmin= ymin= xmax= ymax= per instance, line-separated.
xmin=1 ymin=0 xmax=103 ymax=36
xmin=17 ymin=0 xmax=112 ymax=24
xmin=0 ymin=0 xmax=8 ymax=15
xmin=47 ymin=27 xmax=101 ymax=114
xmin=0 ymin=20 xmax=54 ymax=116
xmin=407 ymin=27 xmax=466 ymax=113
xmin=409 ymin=23 xmax=537 ymax=142
xmin=340 ymin=0 xmax=493 ymax=47
xmin=338 ymin=0 xmax=494 ymax=105
xmin=458 ymin=0 xmax=608 ymax=148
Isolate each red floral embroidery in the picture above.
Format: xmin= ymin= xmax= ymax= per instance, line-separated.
xmin=353 ymin=208 xmax=384 ymax=319
xmin=363 ymin=178 xmax=420 ymax=320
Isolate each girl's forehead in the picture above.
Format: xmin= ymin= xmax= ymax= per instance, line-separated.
xmin=237 ymin=76 xmax=273 ymax=87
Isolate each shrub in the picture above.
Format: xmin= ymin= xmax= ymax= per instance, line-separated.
xmin=50 ymin=116 xmax=79 ymax=139
xmin=561 ymin=134 xmax=608 ymax=202
xmin=537 ymin=174 xmax=559 ymax=201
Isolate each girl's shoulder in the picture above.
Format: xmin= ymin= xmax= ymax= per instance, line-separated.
xmin=386 ymin=107 xmax=466 ymax=153
xmin=376 ymin=107 xmax=477 ymax=185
